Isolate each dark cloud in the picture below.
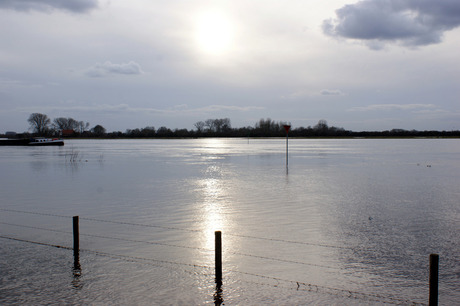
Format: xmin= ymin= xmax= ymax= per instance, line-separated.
xmin=323 ymin=0 xmax=460 ymax=48
xmin=0 ymin=0 xmax=98 ymax=13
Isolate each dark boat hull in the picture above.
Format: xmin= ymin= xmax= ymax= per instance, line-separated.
xmin=28 ymin=140 xmax=64 ymax=146
xmin=0 ymin=138 xmax=64 ymax=146
xmin=0 ymin=139 xmax=30 ymax=146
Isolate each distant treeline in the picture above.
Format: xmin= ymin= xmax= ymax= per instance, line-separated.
xmin=3 ymin=114 xmax=460 ymax=138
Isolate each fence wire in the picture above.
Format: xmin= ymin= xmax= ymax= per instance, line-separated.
xmin=0 ymin=208 xmax=369 ymax=251
xmin=0 ymin=209 xmax=430 ymax=305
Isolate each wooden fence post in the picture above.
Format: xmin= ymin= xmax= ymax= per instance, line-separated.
xmin=73 ymin=216 xmax=80 ymax=270
xmin=429 ymin=253 xmax=439 ymax=306
xmin=215 ymin=231 xmax=222 ymax=284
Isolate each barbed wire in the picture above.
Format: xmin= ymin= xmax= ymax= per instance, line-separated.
xmin=0 ymin=221 xmax=338 ymax=270
xmin=226 ymin=270 xmax=426 ymax=306
xmin=0 ymin=234 xmax=427 ymax=306
xmin=227 ymin=250 xmax=340 ymax=270
xmin=80 ymin=217 xmax=203 ymax=233
xmin=85 ymin=247 xmax=213 ymax=278
xmin=0 ymin=235 xmax=72 ymax=250
xmin=0 ymin=208 xmax=200 ymax=232
xmin=0 ymin=208 xmax=355 ymax=251
xmin=0 ymin=221 xmax=340 ymax=269
xmin=0 ymin=221 xmax=212 ymax=253
xmin=0 ymin=209 xmax=429 ymax=265
xmin=0 ymin=208 xmax=71 ymax=219
xmin=0 ymin=234 xmax=212 ymax=270
xmin=233 ymin=277 xmax=425 ymax=305
xmin=227 ymin=233 xmax=353 ymax=250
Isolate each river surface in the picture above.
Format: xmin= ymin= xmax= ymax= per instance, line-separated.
xmin=0 ymin=138 xmax=459 ymax=305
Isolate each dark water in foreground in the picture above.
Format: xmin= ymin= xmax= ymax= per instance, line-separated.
xmin=0 ymin=138 xmax=459 ymax=305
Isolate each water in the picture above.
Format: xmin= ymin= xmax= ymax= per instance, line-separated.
xmin=1 ymin=138 xmax=459 ymax=305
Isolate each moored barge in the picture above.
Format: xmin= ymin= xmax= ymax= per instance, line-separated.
xmin=0 ymin=138 xmax=64 ymax=146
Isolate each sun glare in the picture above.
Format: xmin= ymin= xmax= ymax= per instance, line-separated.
xmin=194 ymin=11 xmax=234 ymax=55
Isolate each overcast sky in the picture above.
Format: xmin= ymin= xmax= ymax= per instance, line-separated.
xmin=1 ymin=0 xmax=459 ymax=132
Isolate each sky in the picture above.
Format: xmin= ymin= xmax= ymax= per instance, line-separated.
xmin=1 ymin=0 xmax=459 ymax=133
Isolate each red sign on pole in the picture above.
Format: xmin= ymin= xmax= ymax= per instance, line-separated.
xmin=283 ymin=125 xmax=291 ymax=133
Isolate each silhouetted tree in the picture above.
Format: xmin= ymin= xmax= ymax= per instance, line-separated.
xmin=215 ymin=118 xmax=231 ymax=133
xmin=204 ymin=119 xmax=216 ymax=132
xmin=76 ymin=121 xmax=90 ymax=133
xmin=314 ymin=119 xmax=329 ymax=132
xmin=28 ymin=113 xmax=51 ymax=135
xmin=91 ymin=124 xmax=106 ymax=136
xmin=156 ymin=126 xmax=173 ymax=137
xmin=141 ymin=126 xmax=156 ymax=137
xmin=254 ymin=118 xmax=285 ymax=136
xmin=52 ymin=117 xmax=79 ymax=131
xmin=194 ymin=121 xmax=205 ymax=133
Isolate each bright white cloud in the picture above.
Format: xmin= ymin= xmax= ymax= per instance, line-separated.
xmin=323 ymin=0 xmax=460 ymax=49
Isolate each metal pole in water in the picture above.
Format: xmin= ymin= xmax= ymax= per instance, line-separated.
xmin=215 ymin=231 xmax=222 ymax=285
xmin=429 ymin=253 xmax=439 ymax=306
xmin=286 ymin=132 xmax=288 ymax=167
xmin=73 ymin=216 xmax=80 ymax=270
xmin=283 ymin=125 xmax=291 ymax=168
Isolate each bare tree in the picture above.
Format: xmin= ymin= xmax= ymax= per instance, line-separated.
xmin=28 ymin=113 xmax=51 ymax=135
xmin=53 ymin=117 xmax=79 ymax=130
xmin=77 ymin=121 xmax=90 ymax=133
xmin=214 ymin=118 xmax=231 ymax=133
xmin=256 ymin=118 xmax=280 ymax=132
xmin=194 ymin=121 xmax=205 ymax=133
xmin=204 ymin=119 xmax=216 ymax=132
xmin=314 ymin=119 xmax=329 ymax=132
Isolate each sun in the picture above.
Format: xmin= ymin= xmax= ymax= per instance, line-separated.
xmin=194 ymin=11 xmax=234 ymax=55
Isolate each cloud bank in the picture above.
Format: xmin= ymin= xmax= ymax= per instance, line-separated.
xmin=320 ymin=89 xmax=345 ymax=96
xmin=0 ymin=0 xmax=98 ymax=13
xmin=14 ymin=103 xmax=263 ymax=116
xmin=323 ymin=0 xmax=460 ymax=49
xmin=85 ymin=61 xmax=144 ymax=77
xmin=349 ymin=103 xmax=436 ymax=112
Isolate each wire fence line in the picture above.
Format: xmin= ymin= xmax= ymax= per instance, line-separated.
xmin=80 ymin=217 xmax=203 ymax=233
xmin=0 ymin=208 xmax=431 ymax=305
xmin=0 ymin=208 xmax=71 ymax=219
xmin=0 ymin=208 xmax=363 ymax=251
xmin=1 ymin=220 xmax=342 ymax=271
xmin=0 ymin=209 xmax=432 ymax=271
xmin=226 ymin=232 xmax=352 ymax=250
xmin=0 ymin=234 xmax=426 ymax=306
xmin=229 ymin=277 xmax=426 ymax=306
xmin=226 ymin=250 xmax=340 ymax=270
xmin=0 ymin=221 xmax=212 ymax=253
xmin=0 ymin=235 xmax=73 ymax=251
xmin=0 ymin=208 xmax=200 ymax=233
xmin=0 ymin=234 xmax=213 ymax=270
xmin=0 ymin=221 xmax=339 ymax=270
xmin=0 ymin=234 xmax=213 ymax=275
xmin=225 ymin=269 xmax=427 ymax=306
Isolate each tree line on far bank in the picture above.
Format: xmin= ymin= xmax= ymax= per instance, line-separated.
xmin=21 ymin=113 xmax=105 ymax=137
xmin=3 ymin=113 xmax=459 ymax=139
